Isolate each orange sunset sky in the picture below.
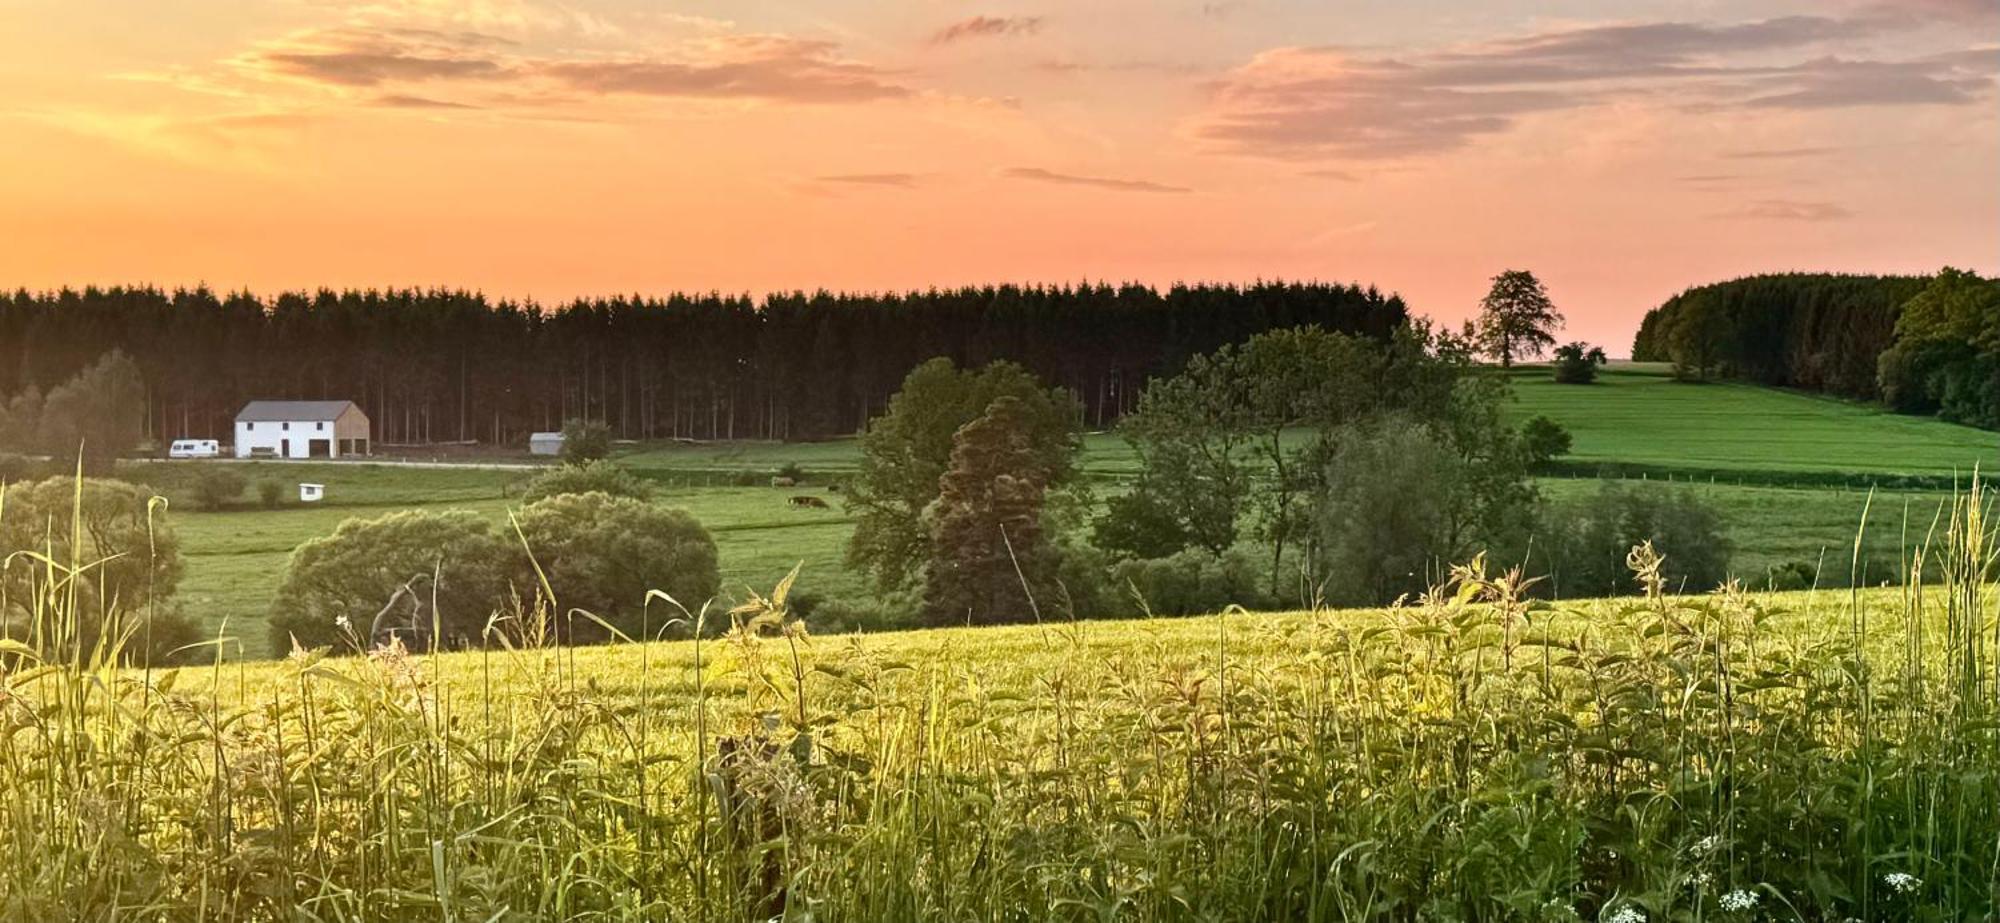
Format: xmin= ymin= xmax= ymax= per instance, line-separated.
xmin=1 ymin=0 xmax=1995 ymax=351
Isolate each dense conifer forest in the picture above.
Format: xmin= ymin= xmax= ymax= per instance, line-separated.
xmin=0 ymin=282 xmax=1405 ymax=445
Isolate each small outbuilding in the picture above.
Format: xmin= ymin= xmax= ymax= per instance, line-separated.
xmin=299 ymin=483 xmax=325 ymax=503
xmin=234 ymin=401 xmax=371 ymax=459
xmin=529 ymin=432 xmax=564 ymax=456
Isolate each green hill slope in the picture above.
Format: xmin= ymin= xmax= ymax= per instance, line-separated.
xmin=1508 ymin=362 xmax=1997 ymax=479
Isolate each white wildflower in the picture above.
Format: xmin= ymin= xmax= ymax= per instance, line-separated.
xmin=1607 ymin=906 xmax=1646 ymax=923
xmin=1689 ymin=870 xmax=1713 ymax=887
xmin=1691 ymin=834 xmax=1721 ymax=856
xmin=1719 ymin=889 xmax=1758 ymax=912
xmin=335 ymin=614 xmax=353 ymax=632
xmin=1883 ymin=871 xmax=1920 ymax=894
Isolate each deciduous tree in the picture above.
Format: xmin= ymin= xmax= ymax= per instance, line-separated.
xmin=846 ymin=358 xmax=1080 ymax=592
xmin=1474 ymin=270 xmax=1563 ymax=367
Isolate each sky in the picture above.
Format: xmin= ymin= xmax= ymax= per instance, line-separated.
xmin=0 ymin=0 xmax=1995 ymax=352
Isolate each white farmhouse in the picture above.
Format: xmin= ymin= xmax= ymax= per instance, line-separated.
xmin=233 ymin=401 xmax=371 ymax=459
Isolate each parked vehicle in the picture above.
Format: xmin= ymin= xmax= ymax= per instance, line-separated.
xmin=168 ymin=439 xmax=221 ymax=459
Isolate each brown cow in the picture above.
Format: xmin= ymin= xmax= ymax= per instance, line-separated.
xmin=789 ymin=495 xmax=830 ymax=509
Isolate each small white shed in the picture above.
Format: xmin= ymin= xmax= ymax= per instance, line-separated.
xmin=529 ymin=432 xmax=564 ymax=456
xmin=299 ymin=483 xmax=325 ymax=503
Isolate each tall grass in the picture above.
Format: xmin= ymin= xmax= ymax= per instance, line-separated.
xmin=1 ymin=479 xmax=1997 ymax=921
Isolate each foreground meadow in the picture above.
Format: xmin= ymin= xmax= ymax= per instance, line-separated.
xmin=4 ymin=516 xmax=1997 ymax=920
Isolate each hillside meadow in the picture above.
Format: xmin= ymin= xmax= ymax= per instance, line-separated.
xmin=1506 ymin=363 xmax=2000 ymax=479
xmin=116 ymin=364 xmax=2000 ymax=644
xmin=4 ymin=536 xmax=1995 ymax=920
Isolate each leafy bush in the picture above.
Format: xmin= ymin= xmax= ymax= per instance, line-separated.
xmin=269 ymin=510 xmax=514 ymax=653
xmin=257 ymin=478 xmax=285 ymax=508
xmin=1109 ymin=549 xmax=1272 ymax=617
xmin=774 ymin=462 xmax=806 ymax=483
xmin=1535 ymin=482 xmax=1731 ymax=598
xmin=519 ymin=460 xmax=654 ymax=504
xmin=1315 ymin=416 xmax=1536 ymax=607
xmin=1762 ymin=559 xmax=1818 ymax=592
xmin=1519 ymin=415 xmax=1573 ymax=465
xmin=558 ymin=417 xmax=612 ymax=465
xmin=0 ymin=475 xmax=196 ymax=664
xmin=513 ymin=492 xmax=720 ymax=642
xmin=190 ymin=467 xmax=248 ymax=511
xmin=1551 ymin=341 xmax=1607 ymax=384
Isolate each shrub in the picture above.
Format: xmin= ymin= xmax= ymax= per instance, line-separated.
xmin=1093 ymin=486 xmax=1206 ymax=561
xmin=513 ymin=492 xmax=720 ymax=642
xmin=1109 ymin=549 xmax=1273 ymax=617
xmin=190 ymin=467 xmax=248 ymax=511
xmin=269 ymin=509 xmax=514 ymax=653
xmin=1763 ymin=559 xmax=1818 ymax=592
xmin=775 ymin=462 xmax=806 ymax=483
xmin=1536 ymin=483 xmax=1731 ymax=598
xmin=1315 ymin=416 xmax=1536 ymax=607
xmin=1519 ymin=416 xmax=1573 ymax=465
xmin=519 ymin=460 xmax=654 ymax=504
xmin=1551 ymin=341 xmax=1607 ymax=384
xmin=0 ymin=475 xmax=195 ymax=665
xmin=558 ymin=417 xmax=612 ymax=465
xmin=257 ymin=478 xmax=285 ymax=508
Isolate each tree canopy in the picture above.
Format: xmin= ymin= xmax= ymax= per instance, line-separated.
xmin=0 ymin=475 xmax=196 ymax=664
xmin=1 ymin=350 xmax=146 ymax=473
xmin=845 ymin=358 xmax=1082 ymax=592
xmin=1473 ymin=270 xmax=1563 ymax=367
xmin=1106 ymin=324 xmax=1489 ymax=598
xmin=0 ymin=282 xmax=1405 ymax=447
xmin=922 ymin=396 xmax=1061 ymax=625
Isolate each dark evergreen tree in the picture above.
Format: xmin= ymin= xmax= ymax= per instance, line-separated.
xmin=922 ymin=397 xmax=1059 ymax=625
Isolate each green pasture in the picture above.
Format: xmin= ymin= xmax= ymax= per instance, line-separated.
xmin=1506 ymin=362 xmax=1999 ymax=478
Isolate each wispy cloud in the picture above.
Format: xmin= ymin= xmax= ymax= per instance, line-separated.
xmin=1002 ymin=166 xmax=1191 ymax=193
xmin=931 ymin=16 xmax=1043 ymax=45
xmin=1192 ymin=15 xmax=1998 ymax=160
xmin=815 ymin=173 xmax=921 ymax=188
xmin=1720 ymin=146 xmax=1843 ymax=159
xmin=533 ymin=37 xmax=910 ymax=102
xmin=229 ymin=26 xmax=911 ymax=105
xmin=372 ymin=93 xmax=482 ymax=109
xmin=1720 ymin=199 xmax=1854 ymax=221
xmin=242 ymin=27 xmax=512 ymax=87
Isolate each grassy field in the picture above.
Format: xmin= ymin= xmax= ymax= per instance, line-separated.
xmin=7 ymin=553 xmax=1995 ymax=919
xmin=127 ymin=364 xmax=1993 ymax=644
xmin=146 ymin=463 xmax=863 ymax=640
xmin=1507 ymin=362 xmax=2000 ymax=478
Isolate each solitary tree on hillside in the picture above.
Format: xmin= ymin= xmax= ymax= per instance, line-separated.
xmin=1474 ymin=270 xmax=1563 ymax=367
xmin=922 ymin=397 xmax=1060 ymax=626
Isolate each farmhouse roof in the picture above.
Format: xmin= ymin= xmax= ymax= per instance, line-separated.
xmin=234 ymin=400 xmax=362 ymax=423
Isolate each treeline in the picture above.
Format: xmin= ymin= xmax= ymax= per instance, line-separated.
xmin=0 ymin=282 xmax=1406 ymax=446
xmin=1632 ymin=269 xmax=2000 ymax=428
xmin=1630 ymin=273 xmax=1928 ymax=398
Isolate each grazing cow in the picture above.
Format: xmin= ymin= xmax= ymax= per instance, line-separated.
xmin=771 ymin=476 xmax=796 ymax=488
xmin=789 ymin=495 xmax=830 ymax=509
